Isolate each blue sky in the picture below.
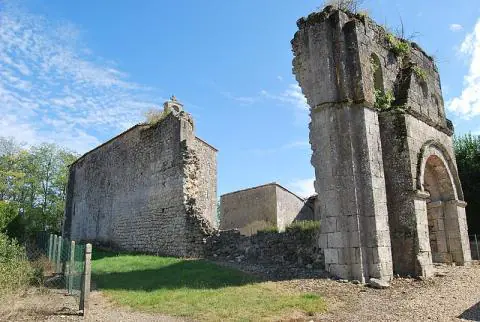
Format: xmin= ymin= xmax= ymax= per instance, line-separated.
xmin=1 ymin=0 xmax=479 ymax=197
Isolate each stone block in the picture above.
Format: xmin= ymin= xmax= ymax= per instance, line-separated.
xmin=328 ymin=232 xmax=345 ymax=248
xmin=323 ymin=217 xmax=337 ymax=233
xmin=324 ymin=248 xmax=339 ymax=264
xmin=329 ymin=264 xmax=351 ymax=279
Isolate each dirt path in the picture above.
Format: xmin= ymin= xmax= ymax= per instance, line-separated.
xmin=0 ymin=289 xmax=181 ymax=322
xmin=2 ymin=263 xmax=480 ymax=321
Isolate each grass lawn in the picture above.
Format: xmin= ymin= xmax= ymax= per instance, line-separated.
xmin=92 ymin=250 xmax=326 ymax=321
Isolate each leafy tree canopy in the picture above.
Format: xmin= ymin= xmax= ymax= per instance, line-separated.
xmin=454 ymin=133 xmax=480 ymax=234
xmin=0 ymin=137 xmax=78 ymax=238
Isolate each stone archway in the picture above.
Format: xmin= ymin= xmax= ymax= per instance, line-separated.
xmin=418 ymin=143 xmax=470 ymax=266
xmin=423 ymin=154 xmax=455 ymax=263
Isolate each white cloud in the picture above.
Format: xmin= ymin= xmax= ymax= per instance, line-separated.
xmin=450 ymin=24 xmax=464 ymax=32
xmin=261 ymin=83 xmax=309 ymax=111
xmin=220 ymin=91 xmax=256 ymax=105
xmin=447 ymin=19 xmax=480 ymax=119
xmin=261 ymin=83 xmax=309 ymax=125
xmin=288 ymin=177 xmax=316 ymax=198
xmin=250 ymin=140 xmax=310 ymax=156
xmin=277 ymin=75 xmax=284 ymax=81
xmin=0 ymin=2 xmax=162 ymax=153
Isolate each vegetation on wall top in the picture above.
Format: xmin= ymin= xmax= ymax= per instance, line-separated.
xmin=145 ymin=108 xmax=171 ymax=125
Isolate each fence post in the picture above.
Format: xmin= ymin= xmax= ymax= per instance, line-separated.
xmin=68 ymin=240 xmax=75 ymax=294
xmin=48 ymin=234 xmax=53 ymax=260
xmin=475 ymin=234 xmax=479 ymax=260
xmin=56 ymin=237 xmax=63 ymax=273
xmin=52 ymin=235 xmax=58 ymax=266
xmin=80 ymin=243 xmax=92 ymax=316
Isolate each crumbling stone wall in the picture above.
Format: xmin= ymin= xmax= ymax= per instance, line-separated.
xmin=63 ymin=106 xmax=217 ymax=257
xmin=206 ymin=228 xmax=324 ymax=270
xmin=292 ymin=6 xmax=470 ymax=281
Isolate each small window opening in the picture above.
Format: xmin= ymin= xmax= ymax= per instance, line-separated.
xmin=370 ymin=53 xmax=384 ymax=92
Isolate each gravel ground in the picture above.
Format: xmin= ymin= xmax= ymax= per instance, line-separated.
xmin=2 ymin=263 xmax=480 ymax=321
xmin=289 ymin=263 xmax=480 ymax=321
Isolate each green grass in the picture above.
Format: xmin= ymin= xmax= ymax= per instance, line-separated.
xmin=92 ymin=250 xmax=326 ymax=321
xmin=286 ymin=220 xmax=320 ymax=232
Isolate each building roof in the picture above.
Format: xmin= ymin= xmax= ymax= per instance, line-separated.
xmin=221 ymin=182 xmax=306 ymax=202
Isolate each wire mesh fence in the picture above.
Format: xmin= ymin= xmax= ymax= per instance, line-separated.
xmin=27 ymin=232 xmax=92 ymax=316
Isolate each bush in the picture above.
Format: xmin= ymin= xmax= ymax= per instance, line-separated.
xmin=29 ymin=256 xmax=51 ymax=286
xmin=258 ymin=225 xmax=279 ymax=233
xmin=374 ymin=89 xmax=395 ymax=110
xmin=412 ymin=65 xmax=427 ymax=82
xmin=286 ymin=220 xmax=320 ymax=233
xmin=385 ymin=33 xmax=410 ymax=57
xmin=322 ymin=0 xmax=364 ymax=13
xmin=0 ymin=233 xmax=33 ymax=296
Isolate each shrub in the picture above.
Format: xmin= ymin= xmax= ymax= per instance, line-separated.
xmin=356 ymin=10 xmax=369 ymax=21
xmin=29 ymin=256 xmax=51 ymax=286
xmin=258 ymin=225 xmax=279 ymax=233
xmin=412 ymin=65 xmax=427 ymax=82
xmin=385 ymin=33 xmax=410 ymax=57
xmin=286 ymin=220 xmax=320 ymax=233
xmin=0 ymin=233 xmax=33 ymax=296
xmin=322 ymin=0 xmax=365 ymax=13
xmin=374 ymin=89 xmax=395 ymax=110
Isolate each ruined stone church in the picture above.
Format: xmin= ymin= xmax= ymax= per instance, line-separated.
xmin=292 ymin=6 xmax=471 ymax=281
xmin=63 ymin=98 xmax=217 ymax=257
xmin=63 ymin=6 xmax=471 ymax=283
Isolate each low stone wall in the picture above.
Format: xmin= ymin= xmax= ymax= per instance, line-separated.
xmin=205 ymin=228 xmax=324 ymax=269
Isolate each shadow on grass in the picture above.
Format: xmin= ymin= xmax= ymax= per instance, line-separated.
xmin=458 ymin=301 xmax=480 ymax=321
xmin=93 ymin=257 xmax=259 ymax=291
xmin=92 ymin=249 xmax=126 ymax=261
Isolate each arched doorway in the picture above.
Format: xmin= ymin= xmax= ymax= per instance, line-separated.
xmin=423 ymin=154 xmax=456 ymax=263
xmin=419 ymin=144 xmax=470 ymax=266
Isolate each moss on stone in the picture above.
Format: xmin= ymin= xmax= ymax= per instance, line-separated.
xmin=412 ymin=65 xmax=428 ymax=83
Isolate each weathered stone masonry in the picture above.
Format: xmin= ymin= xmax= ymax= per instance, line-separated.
xmin=63 ymin=99 xmax=217 ymax=257
xmin=206 ymin=228 xmax=324 ymax=271
xmin=220 ymin=183 xmax=315 ymax=236
xmin=292 ymin=7 xmax=471 ymax=281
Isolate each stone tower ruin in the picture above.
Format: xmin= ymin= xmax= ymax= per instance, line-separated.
xmin=292 ymin=6 xmax=471 ymax=281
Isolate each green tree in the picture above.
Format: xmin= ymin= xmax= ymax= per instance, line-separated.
xmin=454 ymin=133 xmax=480 ymax=234
xmin=0 ymin=201 xmax=18 ymax=232
xmin=0 ymin=137 xmax=78 ymax=237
